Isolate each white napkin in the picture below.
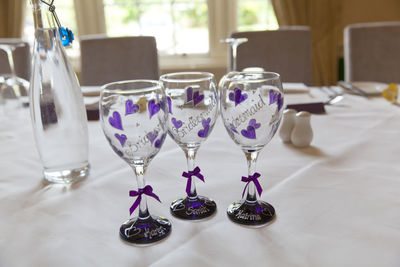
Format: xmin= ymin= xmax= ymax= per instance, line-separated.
xmin=282 ymin=83 xmax=309 ymax=93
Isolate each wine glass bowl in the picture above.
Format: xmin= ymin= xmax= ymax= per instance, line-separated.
xmin=100 ymin=80 xmax=171 ymax=244
xmin=219 ymin=71 xmax=284 ymax=226
xmin=160 ymin=72 xmax=218 ymax=220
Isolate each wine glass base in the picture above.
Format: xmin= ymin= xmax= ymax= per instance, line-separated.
xmin=120 ymin=215 xmax=171 ymax=245
xmin=227 ymin=200 xmax=275 ymax=226
xmin=170 ymin=195 xmax=217 ymax=220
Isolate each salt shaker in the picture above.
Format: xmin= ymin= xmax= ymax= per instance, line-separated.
xmin=291 ymin=111 xmax=313 ymax=147
xmin=279 ymin=109 xmax=296 ymax=143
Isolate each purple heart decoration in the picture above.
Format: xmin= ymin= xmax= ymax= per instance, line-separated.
xmin=202 ymin=117 xmax=211 ymax=128
xmin=148 ymin=99 xmax=160 ymax=118
xmin=186 ymin=87 xmax=193 ymax=102
xmin=249 ymin=119 xmax=261 ymax=129
xmin=167 ymin=96 xmax=172 ymax=114
xmin=146 ymin=130 xmax=158 ymax=144
xmin=155 ymin=139 xmax=162 ymax=148
xmin=269 ymin=90 xmax=278 ymax=105
xmin=277 ymin=93 xmax=283 ymax=111
xmin=229 ymin=88 xmax=248 ymax=106
xmin=125 ymin=100 xmax=139 ymax=115
xmin=115 ymin=133 xmax=127 ymax=147
xmin=198 ymin=118 xmax=211 ymax=138
xmin=109 ymin=111 xmax=123 ymax=130
xmin=241 ymin=126 xmax=256 ymax=139
xmin=171 ymin=117 xmax=183 ymax=129
xmin=198 ymin=125 xmax=210 ymax=138
xmin=193 ymin=91 xmax=204 ymax=106
xmin=230 ymin=123 xmax=238 ymax=134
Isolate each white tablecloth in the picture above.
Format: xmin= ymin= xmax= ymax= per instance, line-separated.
xmin=1 ymin=90 xmax=400 ymax=267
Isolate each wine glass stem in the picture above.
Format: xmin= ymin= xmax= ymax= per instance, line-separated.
xmin=245 ymin=151 xmax=259 ymax=203
xmin=185 ymin=148 xmax=198 ymax=199
xmin=6 ymin=48 xmax=16 ymax=78
xmin=231 ymin=44 xmax=238 ymax=72
xmin=132 ymin=164 xmax=150 ymax=220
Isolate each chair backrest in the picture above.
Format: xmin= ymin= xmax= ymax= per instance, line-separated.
xmin=344 ymin=21 xmax=400 ymax=83
xmin=0 ymin=39 xmax=31 ymax=81
xmin=79 ymin=35 xmax=159 ymax=86
xmin=231 ymin=26 xmax=312 ymax=85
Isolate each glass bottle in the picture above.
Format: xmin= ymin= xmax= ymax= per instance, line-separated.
xmin=29 ymin=0 xmax=90 ymax=183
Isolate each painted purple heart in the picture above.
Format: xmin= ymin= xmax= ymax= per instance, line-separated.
xmin=202 ymin=117 xmax=211 ymax=128
xmin=277 ymin=93 xmax=283 ymax=111
xmin=146 ymin=130 xmax=158 ymax=144
xmin=269 ymin=90 xmax=278 ymax=105
xmin=198 ymin=125 xmax=210 ymax=138
xmin=155 ymin=139 xmax=162 ymax=148
xmin=229 ymin=92 xmax=235 ymax=102
xmin=125 ymin=100 xmax=139 ymax=115
xmin=186 ymin=87 xmax=193 ymax=102
xmin=109 ymin=111 xmax=123 ymax=130
xmin=249 ymin=119 xmax=261 ymax=129
xmin=241 ymin=126 xmax=256 ymax=139
xmin=230 ymin=123 xmax=238 ymax=134
xmin=171 ymin=117 xmax=182 ymax=129
xmin=167 ymin=96 xmax=172 ymax=114
xmin=148 ymin=99 xmax=160 ymax=118
xmin=193 ymin=91 xmax=204 ymax=106
xmin=115 ymin=133 xmax=127 ymax=147
xmin=229 ymin=88 xmax=248 ymax=106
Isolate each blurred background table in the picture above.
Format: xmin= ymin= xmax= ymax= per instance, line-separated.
xmin=1 ymin=89 xmax=400 ymax=267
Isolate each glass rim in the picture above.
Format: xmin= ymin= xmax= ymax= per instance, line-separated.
xmin=101 ymin=79 xmax=162 ymax=94
xmin=223 ymin=71 xmax=281 ymax=83
xmin=160 ymin=72 xmax=215 ymax=83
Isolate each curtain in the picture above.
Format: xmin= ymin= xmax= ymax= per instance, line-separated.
xmin=271 ymin=0 xmax=343 ymax=85
xmin=73 ymin=0 xmax=106 ymax=36
xmin=0 ymin=0 xmax=27 ymax=38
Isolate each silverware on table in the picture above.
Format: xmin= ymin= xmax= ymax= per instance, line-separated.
xmin=337 ymin=81 xmax=367 ymax=97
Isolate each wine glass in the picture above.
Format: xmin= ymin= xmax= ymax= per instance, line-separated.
xmin=0 ymin=43 xmax=29 ymax=114
xmin=220 ymin=38 xmax=248 ymax=71
xmin=160 ymin=72 xmax=218 ymax=220
xmin=219 ymin=71 xmax=284 ymax=226
xmin=100 ymin=80 xmax=171 ymax=244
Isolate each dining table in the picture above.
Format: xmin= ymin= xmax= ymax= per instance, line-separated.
xmin=0 ymin=86 xmax=399 ymax=267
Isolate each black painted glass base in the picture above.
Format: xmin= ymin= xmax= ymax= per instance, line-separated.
xmin=170 ymin=195 xmax=217 ymax=220
xmin=227 ymin=200 xmax=275 ymax=226
xmin=119 ymin=215 xmax=171 ymax=245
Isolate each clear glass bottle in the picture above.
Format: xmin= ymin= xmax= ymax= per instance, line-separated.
xmin=29 ymin=0 xmax=89 ymax=183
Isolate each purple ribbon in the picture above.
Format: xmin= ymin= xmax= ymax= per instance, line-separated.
xmin=241 ymin=172 xmax=262 ymax=198
xmin=129 ymin=185 xmax=161 ymax=215
xmin=182 ymin=166 xmax=205 ymax=196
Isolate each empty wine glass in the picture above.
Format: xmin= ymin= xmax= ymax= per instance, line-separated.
xmin=160 ymin=72 xmax=218 ymax=220
xmin=0 ymin=42 xmax=30 ymax=114
xmin=100 ymin=80 xmax=171 ymax=244
xmin=219 ymin=71 xmax=284 ymax=226
xmin=220 ymin=38 xmax=248 ymax=71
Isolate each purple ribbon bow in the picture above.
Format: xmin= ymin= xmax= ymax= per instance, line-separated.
xmin=182 ymin=166 xmax=205 ymax=196
xmin=241 ymin=172 xmax=262 ymax=198
xmin=129 ymin=185 xmax=161 ymax=215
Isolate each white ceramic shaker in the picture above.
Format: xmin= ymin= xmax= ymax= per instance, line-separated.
xmin=291 ymin=111 xmax=313 ymax=148
xmin=279 ymin=109 xmax=296 ymax=143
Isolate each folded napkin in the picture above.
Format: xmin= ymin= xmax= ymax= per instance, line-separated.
xmin=82 ymin=86 xmax=102 ymax=97
xmin=282 ymin=83 xmax=309 ymax=94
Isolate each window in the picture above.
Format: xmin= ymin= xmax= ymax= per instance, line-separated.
xmin=24 ymin=0 xmax=77 ymax=46
xmin=103 ymin=0 xmax=209 ymax=55
xmin=237 ymin=0 xmax=278 ymax=32
xmin=104 ymin=0 xmax=278 ymax=57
